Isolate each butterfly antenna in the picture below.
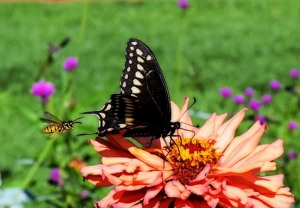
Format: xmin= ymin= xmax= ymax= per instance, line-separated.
xmin=81 ymin=110 xmax=100 ymax=115
xmin=77 ymin=132 xmax=98 ymax=137
xmin=176 ymin=97 xmax=198 ymax=143
xmin=178 ymin=97 xmax=197 ymax=121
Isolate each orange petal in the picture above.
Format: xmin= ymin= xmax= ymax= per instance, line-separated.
xmin=215 ymin=108 xmax=247 ymax=152
xmin=171 ymin=100 xmax=181 ymax=122
xmin=126 ymin=158 xmax=157 ymax=172
xmin=174 ymin=199 xmax=194 ymax=208
xmin=213 ymin=160 xmax=275 ymax=175
xmin=165 ymin=181 xmax=182 ymax=198
xmin=102 ymin=157 xmax=132 ymax=166
xmin=254 ymin=188 xmax=295 ymax=208
xmin=212 ymin=112 xmax=229 ymax=133
xmin=219 ymin=121 xmax=262 ymax=165
xmin=106 ymin=134 xmax=137 ymax=150
xmin=196 ymin=112 xmax=217 ymax=138
xmin=89 ymin=138 xmax=133 ymax=158
xmin=235 ymin=139 xmax=284 ymax=168
xmin=146 ymin=172 xmax=165 ymax=187
xmin=221 ymin=123 xmax=266 ymax=168
xmin=165 ymin=180 xmax=192 ymax=200
xmin=144 ymin=186 xmax=163 ymax=205
xmin=115 ymin=184 xmax=146 ymax=192
xmin=119 ymin=171 xmax=167 ymax=185
xmin=95 ymin=189 xmax=124 ymax=208
xmin=128 ymin=147 xmax=173 ymax=170
xmin=186 ymin=183 xmax=209 ymax=195
xmin=80 ymin=164 xmax=125 ymax=186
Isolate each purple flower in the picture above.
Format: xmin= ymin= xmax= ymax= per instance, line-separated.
xmin=248 ymin=99 xmax=261 ymax=111
xmin=256 ymin=114 xmax=265 ymax=125
xmin=219 ymin=87 xmax=232 ymax=98
xmin=31 ymin=81 xmax=55 ymax=103
xmin=270 ymin=80 xmax=281 ymax=91
xmin=48 ymin=44 xmax=57 ymax=53
xmin=287 ymin=151 xmax=297 ymax=159
xmin=233 ymin=94 xmax=245 ymax=104
xmin=288 ymin=120 xmax=298 ymax=130
xmin=81 ymin=190 xmax=88 ymax=199
xmin=290 ymin=68 xmax=300 ymax=78
xmin=50 ymin=168 xmax=60 ymax=182
xmin=261 ymin=94 xmax=272 ymax=104
xmin=244 ymin=87 xmax=254 ymax=97
xmin=50 ymin=168 xmax=63 ymax=186
xmin=178 ymin=0 xmax=189 ymax=9
xmin=63 ymin=57 xmax=79 ymax=71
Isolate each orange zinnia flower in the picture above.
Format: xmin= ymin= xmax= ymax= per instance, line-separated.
xmin=81 ymin=98 xmax=294 ymax=208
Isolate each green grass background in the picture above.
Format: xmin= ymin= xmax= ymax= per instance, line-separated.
xmin=0 ymin=0 xmax=300 ymax=206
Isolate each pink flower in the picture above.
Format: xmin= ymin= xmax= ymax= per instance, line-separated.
xmin=219 ymin=87 xmax=232 ymax=98
xmin=81 ymin=98 xmax=294 ymax=208
xmin=287 ymin=151 xmax=297 ymax=160
xmin=261 ymin=94 xmax=272 ymax=104
xmin=288 ymin=121 xmax=298 ymax=131
xmin=290 ymin=68 xmax=300 ymax=78
xmin=81 ymin=190 xmax=88 ymax=199
xmin=178 ymin=0 xmax=189 ymax=9
xmin=256 ymin=114 xmax=265 ymax=125
xmin=49 ymin=168 xmax=63 ymax=186
xmin=248 ymin=99 xmax=261 ymax=111
xmin=63 ymin=57 xmax=79 ymax=71
xmin=232 ymin=94 xmax=245 ymax=104
xmin=31 ymin=80 xmax=55 ymax=103
xmin=244 ymin=87 xmax=254 ymax=97
xmin=270 ymin=80 xmax=281 ymax=91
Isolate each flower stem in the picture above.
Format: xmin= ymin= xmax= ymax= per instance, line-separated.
xmin=76 ymin=0 xmax=89 ymax=58
xmin=21 ymin=136 xmax=58 ymax=190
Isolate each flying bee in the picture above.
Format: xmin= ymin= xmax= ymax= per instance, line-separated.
xmin=40 ymin=112 xmax=82 ymax=137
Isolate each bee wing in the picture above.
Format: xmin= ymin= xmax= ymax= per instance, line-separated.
xmin=40 ymin=112 xmax=62 ymax=124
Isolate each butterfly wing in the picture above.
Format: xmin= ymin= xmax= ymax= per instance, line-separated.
xmin=82 ymin=101 xmax=120 ymax=136
xmin=109 ymin=94 xmax=168 ymax=138
xmin=120 ymin=38 xmax=171 ymax=122
xmin=82 ymin=38 xmax=177 ymax=138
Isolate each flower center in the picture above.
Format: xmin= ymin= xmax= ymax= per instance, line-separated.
xmin=167 ymin=137 xmax=221 ymax=185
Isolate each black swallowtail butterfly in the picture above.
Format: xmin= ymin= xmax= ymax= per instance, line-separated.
xmin=83 ymin=38 xmax=180 ymax=140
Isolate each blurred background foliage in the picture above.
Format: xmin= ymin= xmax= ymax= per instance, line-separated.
xmin=0 ymin=0 xmax=300 ymax=207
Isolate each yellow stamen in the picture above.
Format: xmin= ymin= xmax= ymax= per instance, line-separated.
xmin=167 ymin=137 xmax=222 ymax=185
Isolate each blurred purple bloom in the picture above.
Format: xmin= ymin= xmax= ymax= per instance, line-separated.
xmin=81 ymin=190 xmax=88 ymax=199
xmin=178 ymin=0 xmax=189 ymax=9
xmin=270 ymin=80 xmax=281 ymax=91
xmin=256 ymin=114 xmax=265 ymax=125
xmin=261 ymin=94 xmax=272 ymax=104
xmin=219 ymin=87 xmax=232 ymax=98
xmin=31 ymin=81 xmax=55 ymax=103
xmin=244 ymin=87 xmax=254 ymax=97
xmin=287 ymin=151 xmax=297 ymax=159
xmin=232 ymin=94 xmax=245 ymax=104
xmin=50 ymin=168 xmax=60 ymax=182
xmin=248 ymin=99 xmax=261 ymax=111
xmin=50 ymin=168 xmax=64 ymax=186
xmin=48 ymin=44 xmax=57 ymax=53
xmin=63 ymin=57 xmax=79 ymax=71
xmin=290 ymin=68 xmax=300 ymax=78
xmin=288 ymin=120 xmax=298 ymax=130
